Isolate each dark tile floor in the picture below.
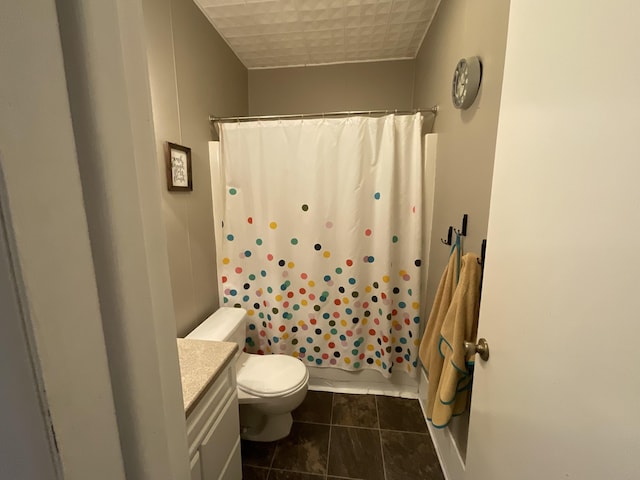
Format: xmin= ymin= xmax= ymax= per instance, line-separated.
xmin=241 ymin=391 xmax=445 ymax=480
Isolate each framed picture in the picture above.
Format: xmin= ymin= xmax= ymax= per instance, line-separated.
xmin=166 ymin=142 xmax=192 ymax=191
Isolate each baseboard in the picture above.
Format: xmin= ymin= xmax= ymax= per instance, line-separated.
xmin=418 ymin=369 xmax=465 ymax=480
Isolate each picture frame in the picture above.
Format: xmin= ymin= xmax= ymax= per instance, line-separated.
xmin=166 ymin=142 xmax=192 ymax=191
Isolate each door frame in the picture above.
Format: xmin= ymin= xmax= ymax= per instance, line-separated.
xmin=1 ymin=0 xmax=190 ymax=477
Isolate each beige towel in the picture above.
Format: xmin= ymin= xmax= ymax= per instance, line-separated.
xmin=418 ymin=242 xmax=460 ymax=421
xmin=431 ymin=253 xmax=481 ymax=427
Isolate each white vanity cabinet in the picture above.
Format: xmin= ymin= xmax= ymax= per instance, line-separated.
xmin=185 ymin=361 xmax=241 ymax=480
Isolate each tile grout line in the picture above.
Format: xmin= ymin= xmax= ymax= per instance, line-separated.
xmin=375 ymin=395 xmax=389 ymax=480
xmin=294 ymin=419 xmax=429 ymax=435
xmin=268 ymin=466 xmax=356 ymax=479
xmin=265 ymin=435 xmax=279 ymax=480
xmin=258 ymin=395 xmax=430 ymax=480
xmin=325 ymin=392 xmax=335 ymax=478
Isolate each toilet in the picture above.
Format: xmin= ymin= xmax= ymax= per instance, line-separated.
xmin=186 ymin=307 xmax=309 ymax=442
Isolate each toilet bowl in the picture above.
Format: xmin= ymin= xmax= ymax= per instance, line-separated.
xmin=186 ymin=307 xmax=309 ymax=442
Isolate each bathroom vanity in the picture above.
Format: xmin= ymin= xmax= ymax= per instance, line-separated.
xmin=176 ymin=339 xmax=240 ymax=480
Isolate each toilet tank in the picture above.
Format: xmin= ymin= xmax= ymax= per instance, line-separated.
xmin=186 ymin=307 xmax=247 ymax=350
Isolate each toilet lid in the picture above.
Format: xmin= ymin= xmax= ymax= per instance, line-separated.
xmin=237 ymin=353 xmax=308 ymax=398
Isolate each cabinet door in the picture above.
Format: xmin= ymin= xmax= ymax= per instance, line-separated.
xmin=220 ymin=439 xmax=242 ymax=480
xmin=199 ymin=394 xmax=240 ymax=480
xmin=189 ymin=452 xmax=202 ymax=480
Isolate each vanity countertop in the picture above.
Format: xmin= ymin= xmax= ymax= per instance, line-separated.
xmin=176 ymin=338 xmax=237 ymax=415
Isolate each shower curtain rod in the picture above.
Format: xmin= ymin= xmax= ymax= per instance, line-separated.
xmin=208 ymin=106 xmax=438 ymax=124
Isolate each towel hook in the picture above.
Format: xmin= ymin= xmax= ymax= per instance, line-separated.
xmin=478 ymin=239 xmax=487 ymax=265
xmin=454 ymin=214 xmax=468 ymax=236
xmin=441 ymin=226 xmax=453 ymax=245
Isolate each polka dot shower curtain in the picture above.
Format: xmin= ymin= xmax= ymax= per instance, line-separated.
xmin=214 ymin=114 xmax=423 ymax=378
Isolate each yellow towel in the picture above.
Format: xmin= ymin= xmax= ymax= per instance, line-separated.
xmin=431 ymin=253 xmax=481 ymax=427
xmin=418 ymin=241 xmax=460 ymax=421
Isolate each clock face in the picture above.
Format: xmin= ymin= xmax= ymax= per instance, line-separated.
xmin=452 ymin=57 xmax=482 ymax=109
xmin=454 ymin=62 xmax=468 ymax=101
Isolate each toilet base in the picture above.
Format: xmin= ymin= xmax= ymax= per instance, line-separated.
xmin=239 ymin=406 xmax=293 ymax=442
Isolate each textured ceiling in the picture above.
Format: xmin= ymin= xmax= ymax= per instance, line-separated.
xmin=194 ymin=0 xmax=441 ymax=69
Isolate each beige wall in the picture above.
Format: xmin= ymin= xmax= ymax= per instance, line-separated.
xmin=143 ymin=0 xmax=248 ymax=336
xmin=413 ymin=0 xmax=510 ymax=459
xmin=414 ymin=0 xmax=510 ymax=311
xmin=249 ymin=60 xmax=415 ymax=115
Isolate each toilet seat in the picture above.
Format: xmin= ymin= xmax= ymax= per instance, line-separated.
xmin=236 ymin=353 xmax=308 ymax=398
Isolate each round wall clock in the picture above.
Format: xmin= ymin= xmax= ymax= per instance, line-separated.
xmin=451 ymin=56 xmax=482 ymax=109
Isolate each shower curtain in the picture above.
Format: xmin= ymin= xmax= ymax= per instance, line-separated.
xmin=213 ymin=114 xmax=423 ymax=378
